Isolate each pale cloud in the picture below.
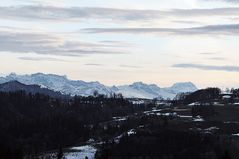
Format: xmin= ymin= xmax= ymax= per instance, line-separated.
xmin=85 ymin=63 xmax=104 ymax=66
xmin=0 ymin=1 xmax=238 ymax=88
xmin=207 ymin=57 xmax=227 ymax=60
xmin=18 ymin=56 xmax=67 ymax=62
xmin=173 ymin=63 xmax=239 ymax=72
xmin=99 ymin=41 xmax=134 ymax=47
xmin=199 ymin=52 xmax=219 ymax=55
xmin=203 ymin=0 xmax=239 ymax=3
xmin=0 ymin=30 xmax=128 ymax=56
xmin=0 ymin=5 xmax=239 ymax=23
xmin=119 ymin=65 xmax=143 ymax=68
xmin=82 ymin=24 xmax=239 ymax=36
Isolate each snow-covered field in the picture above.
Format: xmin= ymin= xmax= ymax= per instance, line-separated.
xmin=65 ymin=145 xmax=97 ymax=159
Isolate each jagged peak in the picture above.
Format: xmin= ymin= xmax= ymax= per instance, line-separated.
xmin=171 ymin=82 xmax=197 ymax=88
xmin=7 ymin=72 xmax=18 ymax=78
xmin=130 ymin=82 xmax=151 ymax=87
xmin=31 ymin=73 xmax=68 ymax=79
xmin=2 ymin=80 xmax=22 ymax=85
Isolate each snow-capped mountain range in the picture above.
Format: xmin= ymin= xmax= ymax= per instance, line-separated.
xmin=0 ymin=73 xmax=198 ymax=99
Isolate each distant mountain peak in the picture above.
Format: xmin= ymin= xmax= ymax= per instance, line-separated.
xmin=130 ymin=81 xmax=147 ymax=86
xmin=169 ymin=82 xmax=197 ymax=93
xmin=0 ymin=80 xmax=64 ymax=98
xmin=9 ymin=72 xmax=17 ymax=76
xmin=31 ymin=72 xmax=68 ymax=79
xmin=6 ymin=80 xmax=21 ymax=84
xmin=172 ymin=81 xmax=195 ymax=86
xmin=7 ymin=73 xmax=18 ymax=78
xmin=171 ymin=82 xmax=196 ymax=88
xmin=0 ymin=80 xmax=27 ymax=89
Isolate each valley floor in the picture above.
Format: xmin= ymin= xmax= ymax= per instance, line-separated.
xmin=42 ymin=104 xmax=239 ymax=159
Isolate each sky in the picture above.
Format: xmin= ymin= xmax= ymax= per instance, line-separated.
xmin=0 ymin=0 xmax=239 ymax=88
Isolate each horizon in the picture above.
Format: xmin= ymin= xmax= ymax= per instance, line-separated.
xmin=1 ymin=0 xmax=239 ymax=89
xmin=1 ymin=72 xmax=238 ymax=90
xmin=1 ymin=72 xmax=195 ymax=88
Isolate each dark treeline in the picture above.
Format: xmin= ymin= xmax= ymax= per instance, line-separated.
xmin=174 ymin=87 xmax=239 ymax=106
xmin=191 ymin=105 xmax=216 ymax=117
xmin=174 ymin=87 xmax=221 ymax=105
xmin=0 ymin=91 xmax=146 ymax=159
xmin=2 ymin=86 xmax=239 ymax=159
xmin=96 ymin=128 xmax=233 ymax=159
xmin=172 ymin=88 xmax=239 ymax=118
xmin=83 ymin=88 xmax=239 ymax=159
xmin=231 ymin=88 xmax=239 ymax=97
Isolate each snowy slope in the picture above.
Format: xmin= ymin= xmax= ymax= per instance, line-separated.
xmin=166 ymin=82 xmax=198 ymax=93
xmin=65 ymin=145 xmax=97 ymax=159
xmin=115 ymin=82 xmax=197 ymax=99
xmin=1 ymin=73 xmax=113 ymax=96
xmin=0 ymin=73 xmax=198 ymax=99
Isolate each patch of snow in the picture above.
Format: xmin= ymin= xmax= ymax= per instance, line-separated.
xmin=127 ymin=129 xmax=136 ymax=136
xmin=204 ymin=127 xmax=219 ymax=131
xmin=132 ymin=100 xmax=145 ymax=104
xmin=156 ymin=112 xmax=177 ymax=117
xmin=113 ymin=117 xmax=127 ymax=121
xmin=114 ymin=129 xmax=137 ymax=143
xmin=188 ymin=102 xmax=200 ymax=106
xmin=152 ymin=109 xmax=162 ymax=112
xmin=232 ymin=133 xmax=239 ymax=136
xmin=66 ymin=145 xmax=97 ymax=159
xmin=222 ymin=95 xmax=231 ymax=99
xmin=193 ymin=118 xmax=204 ymax=122
xmin=179 ymin=115 xmax=193 ymax=118
xmin=86 ymin=138 xmax=95 ymax=144
xmin=193 ymin=116 xmax=205 ymax=122
xmin=143 ymin=111 xmax=151 ymax=114
xmin=114 ymin=134 xmax=123 ymax=144
xmin=164 ymin=113 xmax=170 ymax=116
xmin=224 ymin=121 xmax=239 ymax=124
